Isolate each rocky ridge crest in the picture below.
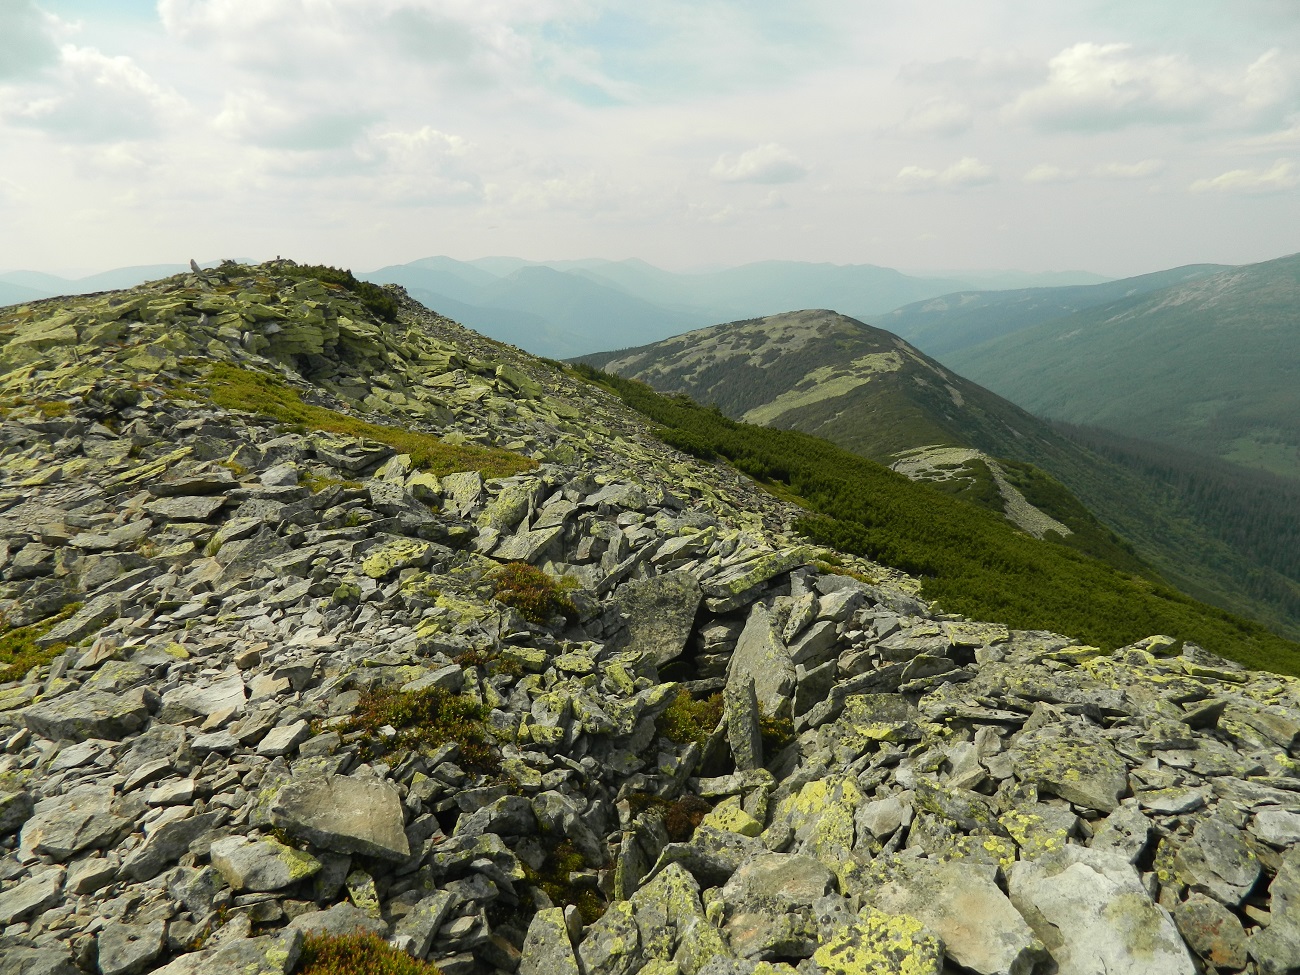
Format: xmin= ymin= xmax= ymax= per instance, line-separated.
xmin=0 ymin=263 xmax=1298 ymax=975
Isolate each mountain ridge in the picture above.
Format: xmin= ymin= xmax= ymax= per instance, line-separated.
xmin=580 ymin=309 xmax=1300 ymax=640
xmin=944 ymin=252 xmax=1300 ymax=480
xmin=2 ymin=262 xmax=1300 ymax=974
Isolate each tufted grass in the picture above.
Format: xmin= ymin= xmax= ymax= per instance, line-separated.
xmin=189 ymin=363 xmax=534 ymax=479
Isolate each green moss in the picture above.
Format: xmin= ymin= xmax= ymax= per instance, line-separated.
xmin=522 ymin=840 xmax=607 ymax=924
xmin=490 ymin=562 xmax=577 ymax=624
xmin=655 ymin=689 xmax=723 ymax=748
xmin=0 ymin=397 xmax=71 ymax=419
xmin=0 ymin=602 xmax=82 ymax=683
xmin=340 ymin=685 xmax=497 ymax=773
xmin=297 ymin=932 xmax=444 ymax=975
xmin=186 ymin=363 xmax=534 ymax=480
xmin=300 ymin=470 xmax=362 ymax=494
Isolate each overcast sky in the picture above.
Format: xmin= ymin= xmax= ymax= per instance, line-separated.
xmin=1 ymin=0 xmax=1298 ymax=277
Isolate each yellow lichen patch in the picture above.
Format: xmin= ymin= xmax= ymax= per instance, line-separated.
xmin=775 ymin=775 xmax=864 ymax=861
xmin=813 ymin=907 xmax=944 ymax=975
xmin=699 ymin=796 xmax=763 ymax=837
xmin=999 ymin=809 xmax=1068 ymax=861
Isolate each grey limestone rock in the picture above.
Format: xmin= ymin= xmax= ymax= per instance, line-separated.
xmin=96 ymin=919 xmax=167 ymax=975
xmin=603 ymin=570 xmax=702 ymax=666
xmin=19 ymin=785 xmax=128 ymax=861
xmin=1174 ymin=818 xmax=1260 ymax=906
xmin=209 ymin=834 xmax=322 ymax=892
xmin=270 ymin=773 xmax=410 ymax=861
xmin=866 ymin=858 xmax=1046 ymax=975
xmin=1007 ymin=845 xmax=1194 ymax=975
xmin=0 ymin=867 xmax=64 ymax=926
xmin=727 ymin=603 xmax=793 ymax=718
xmin=520 ymin=907 xmax=581 ymax=975
xmin=18 ymin=688 xmax=151 ymax=741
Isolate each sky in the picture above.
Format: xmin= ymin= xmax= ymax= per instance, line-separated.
xmin=1 ymin=0 xmax=1298 ymax=277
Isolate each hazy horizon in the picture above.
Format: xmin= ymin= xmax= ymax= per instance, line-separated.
xmin=2 ymin=1 xmax=1297 ymax=278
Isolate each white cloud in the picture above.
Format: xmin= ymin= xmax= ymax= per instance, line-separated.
xmin=894 ymin=156 xmax=996 ymax=192
xmin=4 ymin=45 xmax=187 ymax=143
xmin=0 ymin=1 xmax=59 ymax=81
xmin=1190 ymin=159 xmax=1298 ymax=193
xmin=214 ymin=90 xmax=374 ymax=150
xmin=366 ymin=126 xmax=481 ymax=205
xmin=1232 ymin=117 xmax=1300 ymax=151
xmin=1092 ymin=159 xmax=1165 ymax=179
xmin=898 ymin=98 xmax=972 ymax=138
xmin=1010 ymin=43 xmax=1222 ymax=131
xmin=711 ymin=143 xmax=808 ymax=184
xmin=1023 ymin=164 xmax=1078 ymax=184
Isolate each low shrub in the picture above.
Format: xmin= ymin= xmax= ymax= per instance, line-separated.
xmin=340 ymin=685 xmax=496 ymax=773
xmin=489 ymin=563 xmax=576 ymax=625
xmin=279 ymin=264 xmax=401 ymax=323
xmin=522 ymin=839 xmax=607 ymax=923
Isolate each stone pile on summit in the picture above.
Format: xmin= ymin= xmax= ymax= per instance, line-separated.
xmin=0 ymin=262 xmax=1298 ymax=975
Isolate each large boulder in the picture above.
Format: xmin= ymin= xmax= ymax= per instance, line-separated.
xmin=270 ymin=773 xmax=410 ymax=861
xmin=1007 ymin=845 xmax=1194 ymax=975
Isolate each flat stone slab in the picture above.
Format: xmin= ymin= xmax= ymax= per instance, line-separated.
xmin=603 ymin=570 xmax=701 ymax=666
xmin=270 ymin=773 xmax=410 ymax=861
xmin=1008 ymin=845 xmax=1195 ymax=975
xmin=1008 ymin=724 xmax=1129 ymax=813
xmin=727 ymin=602 xmax=794 ymax=718
xmin=0 ymin=867 xmax=64 ymax=925
xmin=19 ymin=785 xmax=129 ymax=861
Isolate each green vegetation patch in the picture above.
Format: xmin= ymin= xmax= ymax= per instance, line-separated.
xmin=190 ymin=363 xmax=534 ymax=479
xmin=278 ymin=263 xmax=401 ymax=323
xmin=296 ymin=932 xmax=443 ymax=975
xmin=571 ymin=363 xmax=1300 ymax=674
xmin=340 ymin=685 xmax=497 ymax=773
xmin=656 ymin=688 xmax=724 ymax=747
xmin=522 ymin=839 xmax=607 ymax=923
xmin=0 ymin=397 xmax=72 ymax=420
xmin=489 ymin=562 xmax=577 ymax=624
xmin=0 ymin=603 xmax=82 ymax=683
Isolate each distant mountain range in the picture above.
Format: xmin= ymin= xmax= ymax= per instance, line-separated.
xmin=360 ymin=257 xmax=1125 ymax=358
xmin=0 ymin=263 xmax=226 ymax=308
xmin=880 ymin=264 xmax=1227 ymax=357
xmin=578 ymin=309 xmax=1300 ymax=640
xmin=937 ymin=252 xmax=1300 ymax=480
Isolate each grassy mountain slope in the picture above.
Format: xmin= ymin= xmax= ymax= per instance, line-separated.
xmin=945 ymin=252 xmax=1300 ymax=479
xmin=880 ymin=264 xmax=1225 ymax=357
xmin=570 ymin=363 xmax=1300 ymax=673
xmin=580 ymin=310 xmax=1300 ymax=639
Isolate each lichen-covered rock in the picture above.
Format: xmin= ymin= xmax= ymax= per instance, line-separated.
xmin=1008 ymin=723 xmax=1129 ymax=813
xmin=1007 ymin=846 xmax=1195 ymax=975
xmin=812 ymin=907 xmax=944 ymax=975
xmin=520 ymin=907 xmax=581 ymax=975
xmin=866 ymin=858 xmax=1046 ymax=975
xmin=209 ymin=834 xmax=322 ymax=892
xmin=1171 ymin=893 xmax=1249 ymax=970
